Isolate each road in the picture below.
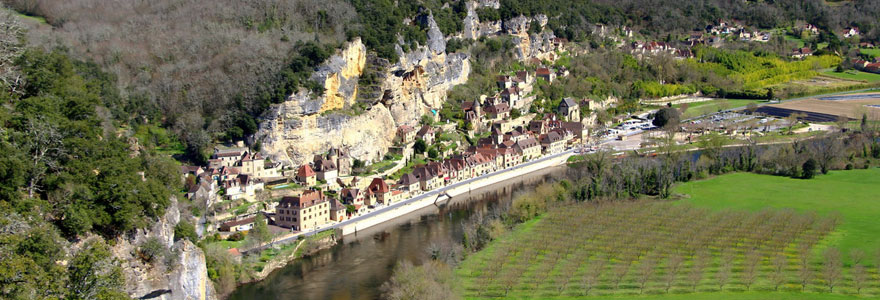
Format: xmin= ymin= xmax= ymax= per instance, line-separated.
xmin=244 ymin=147 xmax=577 ymax=254
xmin=246 ymin=88 xmax=880 ymax=254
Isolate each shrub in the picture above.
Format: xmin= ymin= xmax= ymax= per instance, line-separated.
xmin=802 ymin=158 xmax=817 ymax=179
xmin=174 ymin=221 xmax=199 ymax=242
xmin=138 ymin=237 xmax=168 ymax=263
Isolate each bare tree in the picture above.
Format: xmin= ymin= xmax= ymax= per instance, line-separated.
xmin=741 ymin=250 xmax=760 ymax=291
xmin=637 ymin=256 xmax=658 ymax=294
xmin=786 ymin=112 xmax=806 ymax=135
xmin=612 ymin=260 xmax=631 ymax=290
xmin=0 ymin=9 xmax=25 ymax=93
xmin=798 ymin=257 xmax=813 ymax=292
xmin=581 ymin=256 xmax=606 ymax=296
xmin=852 ymin=264 xmax=867 ymax=295
xmin=810 ymin=136 xmax=842 ymax=174
xmin=716 ymin=249 xmax=733 ymax=291
xmin=688 ymin=251 xmax=708 ymax=292
xmin=771 ymin=253 xmax=787 ymax=291
xmin=822 ymin=248 xmax=842 ymax=293
xmin=849 ymin=249 xmax=865 ymax=266
xmin=663 ymin=254 xmax=684 ymax=293
xmin=834 ymin=115 xmax=849 ymax=132
xmin=20 ymin=117 xmax=64 ymax=199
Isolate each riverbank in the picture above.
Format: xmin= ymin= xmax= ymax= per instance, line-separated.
xmin=224 ymin=148 xmax=575 ymax=295
xmin=228 ymin=162 xmax=567 ymax=300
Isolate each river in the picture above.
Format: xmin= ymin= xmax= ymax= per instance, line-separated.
xmin=228 ymin=166 xmax=566 ymax=300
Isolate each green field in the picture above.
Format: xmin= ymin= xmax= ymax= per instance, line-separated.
xmin=674 ymin=169 xmax=880 ymax=266
xmin=456 ymin=169 xmax=880 ymax=300
xmin=822 ymin=70 xmax=880 ymax=83
xmin=678 ymin=99 xmax=766 ymax=119
xmin=860 ymin=48 xmax=880 ymax=58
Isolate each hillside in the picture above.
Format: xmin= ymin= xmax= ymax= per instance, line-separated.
xmin=2 ymin=1 xmax=880 ymax=299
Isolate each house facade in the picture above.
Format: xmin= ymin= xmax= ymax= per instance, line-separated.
xmin=275 ymin=190 xmax=330 ymax=231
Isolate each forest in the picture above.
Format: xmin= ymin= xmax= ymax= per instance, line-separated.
xmin=3 ymin=0 xmax=877 ymax=163
xmin=0 ymin=47 xmax=183 ymax=299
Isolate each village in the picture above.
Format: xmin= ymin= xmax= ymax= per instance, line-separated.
xmin=180 ymin=57 xmax=599 ymax=246
xmin=179 ymin=17 xmax=873 ymax=255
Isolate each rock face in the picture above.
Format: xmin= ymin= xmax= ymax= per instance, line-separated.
xmin=257 ymin=14 xmax=469 ymax=167
xmin=114 ymin=197 xmax=218 ymax=300
xmin=462 ymin=1 xmax=502 ymax=40
xmin=168 ymin=240 xmax=214 ymax=300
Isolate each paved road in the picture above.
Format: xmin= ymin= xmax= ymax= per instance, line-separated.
xmin=245 ymin=147 xmax=577 ymax=254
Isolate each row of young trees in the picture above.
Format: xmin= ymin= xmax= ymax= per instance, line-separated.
xmin=460 ymin=201 xmax=857 ymax=297
xmin=384 ymin=121 xmax=880 ymax=299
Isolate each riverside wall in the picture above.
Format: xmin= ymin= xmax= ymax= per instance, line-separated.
xmin=338 ymin=152 xmax=571 ymax=236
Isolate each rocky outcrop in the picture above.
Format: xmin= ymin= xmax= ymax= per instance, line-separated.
xmin=278 ymin=39 xmax=367 ymax=116
xmin=257 ymin=102 xmax=398 ymax=168
xmin=462 ymin=1 xmax=502 ymax=40
xmin=257 ymin=14 xmax=469 ymax=167
xmin=168 ymin=240 xmax=214 ymax=300
xmin=114 ymin=197 xmax=218 ymax=300
xmin=513 ymin=31 xmax=557 ymax=60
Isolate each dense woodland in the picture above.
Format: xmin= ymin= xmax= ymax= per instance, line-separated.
xmin=0 ymin=48 xmax=179 ymax=300
xmin=3 ymin=0 xmax=878 ymax=162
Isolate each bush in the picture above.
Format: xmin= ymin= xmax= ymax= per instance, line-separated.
xmin=227 ymin=231 xmax=246 ymax=242
xmin=802 ymin=158 xmax=817 ymax=179
xmin=652 ymin=107 xmax=681 ymax=128
xmin=174 ymin=221 xmax=199 ymax=242
xmin=138 ymin=237 xmax=168 ymax=263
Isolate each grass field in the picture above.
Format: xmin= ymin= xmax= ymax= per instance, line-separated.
xmin=860 ymin=48 xmax=880 ymax=58
xmin=674 ymin=169 xmax=880 ymax=266
xmin=456 ymin=169 xmax=880 ymax=300
xmin=678 ymin=99 xmax=766 ymax=119
xmin=822 ymin=70 xmax=880 ymax=83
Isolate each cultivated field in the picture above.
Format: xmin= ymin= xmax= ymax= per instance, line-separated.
xmin=677 ymin=99 xmax=765 ymax=119
xmin=758 ymin=93 xmax=880 ymax=121
xmin=456 ymin=169 xmax=880 ymax=299
xmin=822 ymin=70 xmax=880 ymax=83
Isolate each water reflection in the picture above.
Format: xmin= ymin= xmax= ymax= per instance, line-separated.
xmin=228 ymin=166 xmax=565 ymax=300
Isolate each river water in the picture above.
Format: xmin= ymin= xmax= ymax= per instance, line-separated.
xmin=228 ymin=166 xmax=566 ymax=300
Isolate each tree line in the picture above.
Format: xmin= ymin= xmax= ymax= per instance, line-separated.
xmin=382 ymin=123 xmax=880 ymax=298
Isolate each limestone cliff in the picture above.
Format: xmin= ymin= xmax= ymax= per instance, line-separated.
xmin=257 ymin=14 xmax=469 ymax=167
xmin=114 ymin=197 xmax=218 ymax=300
xmin=462 ymin=1 xmax=502 ymax=40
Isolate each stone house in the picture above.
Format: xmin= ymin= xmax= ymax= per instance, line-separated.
xmin=540 ymin=131 xmax=566 ymax=154
xmin=366 ymin=178 xmax=392 ymax=205
xmin=500 ymin=87 xmax=522 ymax=109
xmin=397 ymin=125 xmax=417 ymax=145
xmin=558 ymin=97 xmax=580 ymax=121
xmin=296 ymin=164 xmax=317 ymax=186
xmin=515 ymin=137 xmax=541 ymax=160
xmin=219 ymin=216 xmax=257 ymax=232
xmin=329 ymin=199 xmax=346 ymax=222
xmin=413 ymin=165 xmax=442 ymax=191
xmin=313 ymin=157 xmax=338 ymax=182
xmin=275 ymin=190 xmax=329 ymax=231
xmin=484 ymin=103 xmax=511 ymax=121
xmin=397 ymin=173 xmax=421 ymax=192
xmin=536 ymin=67 xmax=555 ymax=83
xmin=417 ymin=125 xmax=436 ymax=145
xmin=340 ymin=188 xmax=364 ymax=206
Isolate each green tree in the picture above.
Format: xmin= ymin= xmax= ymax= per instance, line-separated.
xmin=67 ymin=240 xmax=127 ymax=300
xmin=652 ymin=107 xmax=681 ymax=128
xmin=248 ymin=214 xmax=272 ymax=246
xmin=174 ymin=221 xmax=199 ymax=243
xmin=413 ymin=139 xmax=428 ymax=154
xmin=428 ymin=147 xmax=440 ymax=160
xmin=802 ymin=158 xmax=817 ymax=179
